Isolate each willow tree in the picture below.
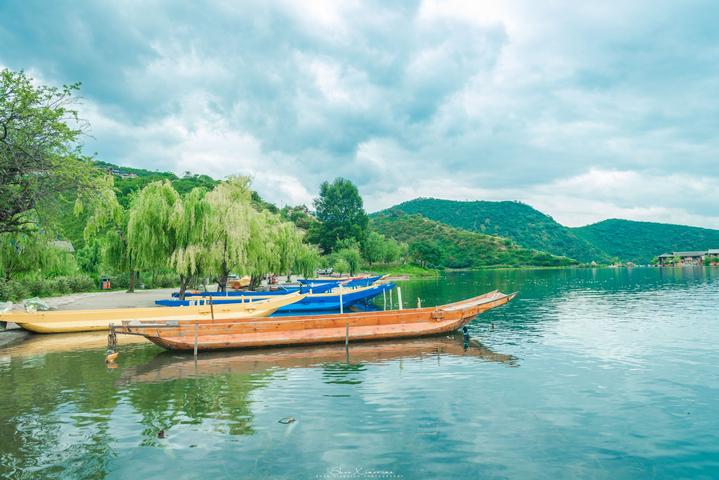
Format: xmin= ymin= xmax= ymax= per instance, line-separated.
xmin=272 ymin=220 xmax=301 ymax=282
xmin=169 ymin=187 xmax=211 ymax=299
xmin=127 ymin=180 xmax=180 ymax=290
xmin=0 ymin=231 xmax=75 ymax=280
xmin=245 ymin=209 xmax=281 ymax=289
xmin=205 ymin=177 xmax=253 ymax=291
xmin=294 ymin=243 xmax=321 ymax=279
xmin=82 ymin=181 xmax=139 ymax=290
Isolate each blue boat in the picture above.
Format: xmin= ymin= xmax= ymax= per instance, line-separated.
xmin=172 ymin=282 xmax=337 ymax=298
xmin=156 ymin=283 xmax=395 ymax=313
xmin=297 ymin=275 xmax=385 ymax=288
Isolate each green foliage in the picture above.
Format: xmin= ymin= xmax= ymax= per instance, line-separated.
xmin=573 ymin=219 xmax=719 ymax=264
xmin=383 ymin=238 xmax=402 ymax=264
xmin=167 ymin=187 xmax=212 ymax=296
xmin=294 ymin=244 xmax=321 ymax=278
xmin=333 ymin=258 xmax=350 ymax=275
xmin=336 ymin=247 xmax=362 ymax=275
xmin=0 ymin=232 xmax=79 ymax=280
xmin=281 ymin=205 xmax=318 ymax=232
xmin=95 ymin=161 xmax=220 ymax=208
xmin=311 ymin=178 xmax=368 ymax=253
xmin=371 ymin=211 xmax=578 ymax=268
xmin=380 ymin=198 xmax=609 ymax=263
xmin=127 ymin=180 xmax=181 ymax=271
xmin=363 ymin=231 xmax=386 ymax=266
xmin=0 ymin=274 xmax=95 ymax=301
xmin=409 ymin=239 xmax=442 ymax=268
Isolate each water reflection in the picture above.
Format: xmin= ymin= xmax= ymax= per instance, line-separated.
xmin=121 ymin=334 xmax=517 ymax=386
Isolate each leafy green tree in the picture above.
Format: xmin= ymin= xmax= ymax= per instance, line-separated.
xmin=0 ymin=232 xmax=77 ymax=280
xmin=205 ymin=177 xmax=253 ymax=291
xmin=333 ymin=257 xmax=350 ymax=275
xmin=169 ymin=187 xmax=212 ymax=299
xmin=126 ymin=180 xmax=181 ymax=292
xmin=0 ymin=68 xmax=103 ymax=234
xmin=294 ymin=244 xmax=321 ymax=278
xmin=363 ymin=231 xmax=386 ymax=266
xmin=280 ymin=205 xmax=317 ymax=232
xmin=311 ymin=178 xmax=368 ymax=253
xmin=337 ymin=247 xmax=362 ymax=275
xmin=383 ymin=238 xmax=402 ymax=264
xmin=409 ymin=240 xmax=442 ymax=268
xmin=83 ymin=184 xmax=137 ymax=290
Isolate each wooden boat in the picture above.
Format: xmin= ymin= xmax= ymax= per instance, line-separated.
xmin=1 ymin=292 xmax=304 ymax=334
xmin=113 ymin=290 xmax=516 ymax=351
xmin=156 ymin=282 xmax=395 ymax=312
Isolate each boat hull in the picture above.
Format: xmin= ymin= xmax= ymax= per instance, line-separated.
xmin=2 ymin=293 xmax=304 ymax=334
xmin=116 ymin=291 xmax=516 ymax=351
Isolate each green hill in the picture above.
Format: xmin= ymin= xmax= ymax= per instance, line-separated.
xmin=378 ymin=198 xmax=610 ymax=263
xmin=573 ymin=219 xmax=719 ymax=264
xmin=371 ymin=210 xmax=577 ymax=268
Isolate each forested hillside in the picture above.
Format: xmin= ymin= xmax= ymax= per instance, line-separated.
xmin=381 ymin=198 xmax=610 ymax=263
xmin=573 ymin=219 xmax=719 ymax=264
xmin=371 ymin=210 xmax=577 ymax=268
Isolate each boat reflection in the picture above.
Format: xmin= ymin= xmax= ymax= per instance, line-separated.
xmin=121 ymin=334 xmax=518 ymax=384
xmin=1 ymin=331 xmax=148 ymax=357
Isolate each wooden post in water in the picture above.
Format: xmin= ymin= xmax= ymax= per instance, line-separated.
xmin=389 ymin=289 xmax=394 ymax=310
xmin=193 ymin=320 xmax=199 ymax=357
xmin=383 ymin=289 xmax=387 ymax=311
xmin=417 ymin=297 xmax=421 ymax=309
xmin=209 ymin=295 xmax=215 ymax=320
xmin=341 ymin=285 xmax=349 ymax=349
xmin=397 ymin=287 xmax=403 ymax=310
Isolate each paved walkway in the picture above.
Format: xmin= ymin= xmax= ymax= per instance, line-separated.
xmin=42 ymin=288 xmax=177 ymax=310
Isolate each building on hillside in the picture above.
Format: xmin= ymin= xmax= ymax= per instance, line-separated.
xmin=657 ymin=250 xmax=719 ymax=266
xmin=108 ymin=168 xmax=138 ymax=179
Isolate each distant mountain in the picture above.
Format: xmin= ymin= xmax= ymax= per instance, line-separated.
xmin=573 ymin=219 xmax=719 ymax=264
xmin=377 ymin=198 xmax=610 ymax=263
xmin=371 ymin=210 xmax=577 ymax=268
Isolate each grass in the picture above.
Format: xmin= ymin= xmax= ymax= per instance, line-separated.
xmin=367 ymin=263 xmax=440 ymax=277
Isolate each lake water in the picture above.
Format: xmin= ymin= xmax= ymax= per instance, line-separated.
xmin=1 ymin=267 xmax=718 ymax=479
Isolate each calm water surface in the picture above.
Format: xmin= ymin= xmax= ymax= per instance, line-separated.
xmin=1 ymin=267 xmax=718 ymax=479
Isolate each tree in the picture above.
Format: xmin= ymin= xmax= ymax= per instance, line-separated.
xmin=337 ymin=247 xmax=362 ymax=275
xmin=311 ymin=178 xmax=368 ymax=253
xmin=205 ymin=177 xmax=253 ymax=291
xmin=169 ymin=187 xmax=211 ymax=299
xmin=333 ymin=257 xmax=350 ymax=275
xmin=0 ymin=68 xmax=100 ymax=234
xmin=83 ymin=182 xmax=138 ymax=290
xmin=409 ymin=240 xmax=441 ymax=268
xmin=0 ymin=232 xmax=77 ymax=280
xmin=275 ymin=221 xmax=303 ymax=281
xmin=383 ymin=238 xmax=401 ymax=264
xmin=363 ymin=231 xmax=386 ymax=266
xmin=294 ymin=244 xmax=321 ymax=278
xmin=127 ymin=180 xmax=181 ymax=291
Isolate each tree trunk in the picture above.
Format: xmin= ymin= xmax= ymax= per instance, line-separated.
xmin=178 ymin=274 xmax=187 ymax=300
xmin=127 ymin=271 xmax=135 ymax=293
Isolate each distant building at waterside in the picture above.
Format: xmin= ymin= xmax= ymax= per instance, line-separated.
xmin=657 ymin=250 xmax=719 ymax=266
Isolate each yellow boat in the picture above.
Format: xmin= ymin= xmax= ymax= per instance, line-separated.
xmin=1 ymin=292 xmax=304 ymax=334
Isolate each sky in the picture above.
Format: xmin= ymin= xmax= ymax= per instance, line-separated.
xmin=1 ymin=0 xmax=718 ymax=228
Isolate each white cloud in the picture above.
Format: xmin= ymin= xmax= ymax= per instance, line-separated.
xmin=4 ymin=0 xmax=718 ymax=228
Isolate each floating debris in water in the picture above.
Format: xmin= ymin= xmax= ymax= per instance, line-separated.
xmin=278 ymin=417 xmax=296 ymax=424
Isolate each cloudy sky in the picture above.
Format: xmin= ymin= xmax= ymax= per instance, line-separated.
xmin=1 ymin=1 xmax=718 ymax=228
